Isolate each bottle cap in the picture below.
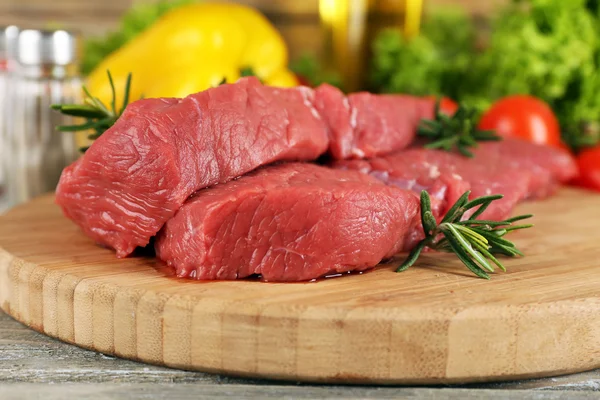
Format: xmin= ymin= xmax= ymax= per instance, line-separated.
xmin=15 ymin=29 xmax=80 ymax=66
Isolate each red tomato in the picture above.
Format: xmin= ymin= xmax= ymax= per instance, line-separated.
xmin=425 ymin=96 xmax=459 ymax=115
xmin=478 ymin=95 xmax=562 ymax=148
xmin=575 ymin=146 xmax=600 ymax=191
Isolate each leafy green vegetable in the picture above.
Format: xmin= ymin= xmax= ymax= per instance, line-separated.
xmin=369 ymin=0 xmax=600 ymax=151
xmin=289 ymin=53 xmax=344 ymax=89
xmin=466 ymin=0 xmax=600 ymax=145
xmin=368 ymin=7 xmax=476 ymax=98
xmin=82 ymin=0 xmax=196 ymax=75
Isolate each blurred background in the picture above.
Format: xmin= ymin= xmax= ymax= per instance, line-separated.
xmin=0 ymin=0 xmax=508 ymax=93
xmin=0 ymin=1 xmax=504 ymax=59
xmin=1 ymin=0 xmax=600 ymax=211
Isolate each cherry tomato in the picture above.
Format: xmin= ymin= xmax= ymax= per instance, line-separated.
xmin=574 ymin=146 xmax=600 ymax=191
xmin=478 ymin=95 xmax=562 ymax=148
xmin=425 ymin=96 xmax=459 ymax=115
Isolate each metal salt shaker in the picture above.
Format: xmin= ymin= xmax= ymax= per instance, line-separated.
xmin=0 ymin=25 xmax=19 ymax=212
xmin=3 ymin=29 xmax=81 ymax=208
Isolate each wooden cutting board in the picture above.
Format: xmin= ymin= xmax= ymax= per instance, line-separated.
xmin=0 ymin=189 xmax=599 ymax=384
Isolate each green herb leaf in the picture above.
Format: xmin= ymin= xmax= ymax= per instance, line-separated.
xmin=396 ymin=240 xmax=427 ymax=272
xmin=397 ymin=190 xmax=533 ymax=279
xmin=440 ymin=190 xmax=470 ymax=224
xmin=445 ymin=233 xmax=490 ymax=279
xmin=466 ymin=194 xmax=503 ymax=221
xmin=120 ymin=73 xmax=132 ymax=115
xmin=108 ymin=70 xmax=117 ymax=116
xmin=420 ymin=191 xmax=437 ymax=235
xmin=50 ymin=104 xmax=108 ymax=119
xmin=51 ymin=70 xmax=134 ymax=152
xmin=446 ymin=224 xmax=494 ymax=273
xmin=418 ymin=102 xmax=502 ymax=158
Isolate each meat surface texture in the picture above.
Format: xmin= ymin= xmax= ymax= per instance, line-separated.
xmin=334 ymin=138 xmax=578 ymax=222
xmin=56 ymin=70 xmax=573 ymax=272
xmin=471 ymin=139 xmax=578 ymax=199
xmin=314 ymin=84 xmax=434 ymax=160
xmin=55 ymin=77 xmax=329 ymax=257
xmin=155 ymin=163 xmax=419 ymax=282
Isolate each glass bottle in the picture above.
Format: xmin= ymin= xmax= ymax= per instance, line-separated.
xmin=3 ymin=29 xmax=81 ymax=209
xmin=319 ymin=0 xmax=424 ymax=92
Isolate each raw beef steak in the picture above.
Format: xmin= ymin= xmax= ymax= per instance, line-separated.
xmin=56 ymin=77 xmax=329 ymax=257
xmin=334 ymin=138 xmax=577 ymax=222
xmin=471 ymin=138 xmax=578 ymax=198
xmin=155 ymin=163 xmax=420 ymax=282
xmin=314 ymin=84 xmax=435 ymax=159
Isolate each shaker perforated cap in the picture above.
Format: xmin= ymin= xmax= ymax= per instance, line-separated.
xmin=16 ymin=29 xmax=80 ymax=66
xmin=0 ymin=25 xmax=19 ymax=60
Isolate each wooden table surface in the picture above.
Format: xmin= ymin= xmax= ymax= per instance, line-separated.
xmin=0 ymin=311 xmax=598 ymax=399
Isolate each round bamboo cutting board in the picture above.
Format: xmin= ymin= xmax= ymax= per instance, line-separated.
xmin=0 ymin=189 xmax=599 ymax=384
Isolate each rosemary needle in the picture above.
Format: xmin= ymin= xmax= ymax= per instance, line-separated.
xmin=51 ymin=70 xmax=133 ymax=152
xmin=398 ymin=190 xmax=533 ymax=279
xmin=418 ymin=101 xmax=502 ymax=158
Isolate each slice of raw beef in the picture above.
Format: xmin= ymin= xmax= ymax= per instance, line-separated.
xmin=334 ymin=138 xmax=577 ymax=222
xmin=56 ymin=77 xmax=329 ymax=257
xmin=314 ymin=84 xmax=435 ymax=160
xmin=154 ymin=163 xmax=420 ymax=282
xmin=471 ymin=139 xmax=578 ymax=198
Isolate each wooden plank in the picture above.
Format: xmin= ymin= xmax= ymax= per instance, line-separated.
xmin=0 ymin=383 xmax=599 ymax=400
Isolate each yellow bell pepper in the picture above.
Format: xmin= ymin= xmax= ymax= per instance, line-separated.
xmin=86 ymin=2 xmax=298 ymax=106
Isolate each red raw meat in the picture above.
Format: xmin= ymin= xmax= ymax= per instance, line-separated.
xmin=471 ymin=139 xmax=578 ymax=198
xmin=334 ymin=138 xmax=577 ymax=222
xmin=56 ymin=77 xmax=329 ymax=257
xmin=155 ymin=163 xmax=419 ymax=282
xmin=314 ymin=84 xmax=434 ymax=159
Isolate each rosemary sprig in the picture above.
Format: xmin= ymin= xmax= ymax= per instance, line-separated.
xmin=418 ymin=101 xmax=502 ymax=158
xmin=51 ymin=70 xmax=132 ymax=152
xmin=398 ymin=190 xmax=533 ymax=279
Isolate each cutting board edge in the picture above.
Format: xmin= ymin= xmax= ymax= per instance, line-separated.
xmin=1 ymin=244 xmax=599 ymax=385
xmin=1 ymin=304 xmax=599 ymax=386
xmin=1 ymin=189 xmax=600 ymax=385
